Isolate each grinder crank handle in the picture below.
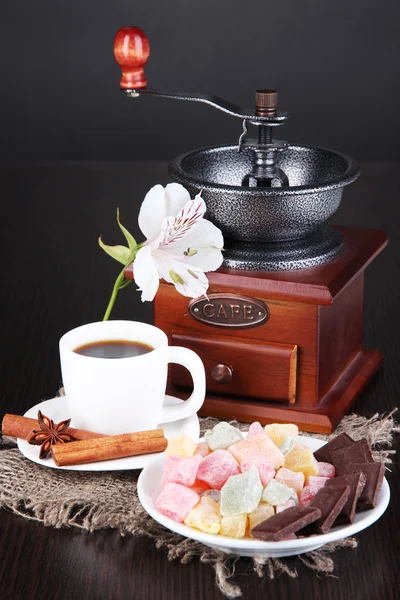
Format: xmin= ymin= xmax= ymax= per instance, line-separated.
xmin=113 ymin=27 xmax=287 ymax=124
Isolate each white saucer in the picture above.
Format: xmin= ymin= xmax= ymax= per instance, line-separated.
xmin=138 ymin=435 xmax=390 ymax=558
xmin=18 ymin=395 xmax=200 ymax=471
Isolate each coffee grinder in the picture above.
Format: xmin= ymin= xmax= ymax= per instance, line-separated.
xmin=114 ymin=27 xmax=387 ymax=433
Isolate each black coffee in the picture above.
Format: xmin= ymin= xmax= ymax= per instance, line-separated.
xmin=74 ymin=340 xmax=154 ymax=359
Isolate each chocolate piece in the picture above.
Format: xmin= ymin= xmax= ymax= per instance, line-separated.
xmin=325 ymin=472 xmax=366 ymax=524
xmin=251 ymin=506 xmax=322 ymax=542
xmin=340 ymin=462 xmax=385 ymax=510
xmin=313 ymin=433 xmax=354 ymax=464
xmin=301 ymin=485 xmax=351 ymax=534
xmin=330 ymin=439 xmax=374 ymax=474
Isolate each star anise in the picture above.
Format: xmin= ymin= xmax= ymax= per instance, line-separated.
xmin=27 ymin=410 xmax=76 ymax=459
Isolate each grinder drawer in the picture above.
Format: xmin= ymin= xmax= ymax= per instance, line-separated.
xmin=171 ymin=329 xmax=297 ymax=403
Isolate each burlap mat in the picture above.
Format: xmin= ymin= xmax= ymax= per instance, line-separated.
xmin=0 ymin=408 xmax=398 ymax=598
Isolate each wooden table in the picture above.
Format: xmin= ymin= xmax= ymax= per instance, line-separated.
xmin=0 ymin=161 xmax=398 ymax=600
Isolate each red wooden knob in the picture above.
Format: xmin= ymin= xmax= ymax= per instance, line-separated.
xmin=113 ymin=27 xmax=150 ymax=89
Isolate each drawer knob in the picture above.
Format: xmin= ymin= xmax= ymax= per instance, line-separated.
xmin=211 ymin=363 xmax=233 ymax=384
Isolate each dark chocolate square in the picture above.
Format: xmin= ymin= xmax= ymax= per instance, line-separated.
xmin=313 ymin=433 xmax=354 ymax=464
xmin=305 ymin=485 xmax=351 ymax=534
xmin=325 ymin=471 xmax=366 ymax=524
xmin=340 ymin=462 xmax=385 ymax=510
xmin=251 ymin=506 xmax=321 ymax=542
xmin=330 ymin=439 xmax=374 ymax=474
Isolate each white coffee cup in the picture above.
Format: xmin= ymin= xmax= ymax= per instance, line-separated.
xmin=59 ymin=320 xmax=206 ymax=435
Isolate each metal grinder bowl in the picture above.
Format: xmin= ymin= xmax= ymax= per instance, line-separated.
xmin=169 ymin=145 xmax=360 ymax=243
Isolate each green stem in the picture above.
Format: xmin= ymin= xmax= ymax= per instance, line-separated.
xmin=103 ymin=264 xmax=127 ymax=321
xmin=102 ymin=244 xmax=143 ymax=321
xmin=118 ymin=279 xmax=133 ymax=290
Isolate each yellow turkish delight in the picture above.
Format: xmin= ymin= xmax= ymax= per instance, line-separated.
xmin=284 ymin=447 xmax=319 ymax=477
xmin=264 ymin=423 xmax=299 ymax=447
xmin=219 ymin=514 xmax=248 ymax=538
xmin=184 ymin=497 xmax=221 ymax=534
xmin=247 ymin=503 xmax=275 ymax=534
xmin=165 ymin=435 xmax=197 ymax=457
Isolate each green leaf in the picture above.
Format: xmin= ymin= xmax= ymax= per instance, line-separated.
xmin=117 ymin=208 xmax=136 ymax=250
xmin=98 ymin=237 xmax=131 ymax=265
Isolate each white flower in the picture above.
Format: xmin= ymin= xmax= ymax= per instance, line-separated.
xmin=132 ymin=183 xmax=224 ymax=301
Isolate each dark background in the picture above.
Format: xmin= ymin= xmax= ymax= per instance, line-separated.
xmin=1 ymin=0 xmax=399 ymax=161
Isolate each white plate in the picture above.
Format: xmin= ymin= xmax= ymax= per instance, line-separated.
xmin=18 ymin=395 xmax=200 ymax=471
xmin=137 ymin=435 xmax=390 ymax=557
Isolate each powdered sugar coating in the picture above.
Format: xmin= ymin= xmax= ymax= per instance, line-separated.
xmin=197 ymin=449 xmax=241 ymax=490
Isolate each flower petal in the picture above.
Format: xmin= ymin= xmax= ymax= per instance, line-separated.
xmin=172 ymin=263 xmax=209 ymax=298
xmin=164 ymin=183 xmax=192 ymax=217
xmin=185 ymin=246 xmax=224 ymax=272
xmin=157 ymin=197 xmax=207 ymax=249
xmin=138 ymin=184 xmax=168 ymax=242
xmin=152 ymin=249 xmax=209 ymax=298
xmin=168 ymin=218 xmax=224 ymax=271
xmin=133 ymin=245 xmax=161 ymax=302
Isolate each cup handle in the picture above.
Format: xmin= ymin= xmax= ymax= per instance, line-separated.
xmin=160 ymin=346 xmax=206 ymax=423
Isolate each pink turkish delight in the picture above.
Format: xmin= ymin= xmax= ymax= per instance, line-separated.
xmin=161 ymin=455 xmax=202 ymax=487
xmin=156 ymin=483 xmax=200 ymax=522
xmin=248 ymin=422 xmax=266 ymax=437
xmin=317 ymin=462 xmax=336 ymax=478
xmin=305 ymin=475 xmax=329 ymax=489
xmin=196 ymin=449 xmax=241 ymax=490
xmin=299 ymin=485 xmax=320 ymax=507
xmin=275 ymin=467 xmax=305 ymax=494
xmin=240 ymin=455 xmax=275 ymax=487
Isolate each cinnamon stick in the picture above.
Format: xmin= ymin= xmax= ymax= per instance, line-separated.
xmin=51 ymin=430 xmax=167 ymax=466
xmin=1 ymin=413 xmax=106 ymax=441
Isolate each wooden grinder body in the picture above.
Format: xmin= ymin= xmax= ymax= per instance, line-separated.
xmin=153 ymin=227 xmax=387 ymax=434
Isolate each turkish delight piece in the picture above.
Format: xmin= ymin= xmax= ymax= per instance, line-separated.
xmin=161 ymin=454 xmax=202 ymax=487
xmin=248 ymin=422 xmax=266 ymax=437
xmin=262 ymin=480 xmax=297 ymax=506
xmin=191 ymin=479 xmax=211 ymax=494
xmin=251 ymin=506 xmax=321 ymax=541
xmin=156 ymin=483 xmax=200 ymax=522
xmin=228 ymin=434 xmax=285 ymax=469
xmin=184 ymin=496 xmax=221 ymax=534
xmin=279 ymin=436 xmax=297 ymax=456
xmin=201 ymin=489 xmax=221 ymax=503
xmin=299 ymin=485 xmax=320 ymax=507
xmin=240 ymin=455 xmax=275 ymax=486
xmin=317 ymin=462 xmax=336 ymax=478
xmin=204 ymin=422 xmax=243 ymax=451
xmin=219 ymin=514 xmax=247 ymax=538
xmin=264 ymin=423 xmax=299 ymax=447
xmin=275 ymin=467 xmax=305 ymax=494
xmin=325 ymin=472 xmax=366 ymax=524
xmin=284 ymin=447 xmax=319 ymax=477
xmin=165 ymin=435 xmax=197 ymax=457
xmin=196 ymin=449 xmax=241 ymax=490
xmin=305 ymin=475 xmax=329 ymax=489
xmin=276 ymin=499 xmax=297 ymax=513
xmin=220 ymin=466 xmax=262 ymax=516
xmin=247 ymin=502 xmax=275 ymax=533
xmin=313 ymin=433 xmax=354 ymax=464
xmin=194 ymin=442 xmax=211 ymax=457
